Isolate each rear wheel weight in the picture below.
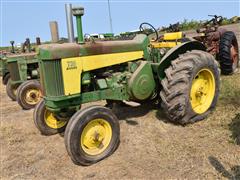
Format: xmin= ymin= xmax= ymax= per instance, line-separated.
xmin=6 ymin=80 xmax=19 ymax=101
xmin=33 ymin=99 xmax=68 ymax=136
xmin=64 ymin=105 xmax=120 ymax=166
xmin=219 ymin=31 xmax=239 ymax=75
xmin=16 ymin=80 xmax=42 ymax=110
xmin=160 ymin=50 xmax=220 ymax=125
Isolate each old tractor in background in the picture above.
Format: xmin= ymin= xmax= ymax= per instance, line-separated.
xmin=34 ymin=5 xmax=220 ymax=166
xmin=6 ymin=52 xmax=41 ymax=110
xmin=1 ymin=38 xmax=42 ymax=110
xmin=0 ymin=41 xmax=20 ymax=86
xmin=193 ymin=15 xmax=239 ymax=74
xmin=160 ymin=22 xmax=181 ymax=33
xmin=3 ymin=21 xmax=61 ymax=110
xmin=0 ymin=53 xmax=10 ymax=85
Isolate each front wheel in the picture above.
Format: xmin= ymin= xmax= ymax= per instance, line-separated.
xmin=64 ymin=106 xmax=120 ymax=166
xmin=6 ymin=80 xmax=19 ymax=101
xmin=17 ymin=80 xmax=42 ymax=110
xmin=160 ymin=50 xmax=220 ymax=125
xmin=2 ymin=73 xmax=10 ymax=85
xmin=33 ymin=99 xmax=69 ymax=135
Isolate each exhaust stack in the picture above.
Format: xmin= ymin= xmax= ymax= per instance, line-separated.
xmin=72 ymin=6 xmax=84 ymax=44
xmin=49 ymin=21 xmax=59 ymax=43
xmin=10 ymin=41 xmax=15 ymax=53
xmin=36 ymin=37 xmax=41 ymax=45
xmin=65 ymin=4 xmax=75 ymax=43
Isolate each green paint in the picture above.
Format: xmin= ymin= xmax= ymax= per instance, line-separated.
xmin=0 ymin=56 xmax=8 ymax=77
xmin=38 ymin=31 xmax=207 ymax=117
xmin=44 ymin=86 xmax=129 ymax=112
xmin=76 ymin=16 xmax=84 ymax=44
xmin=97 ymin=79 xmax=108 ymax=89
xmin=82 ymin=72 xmax=91 ymax=85
xmin=6 ymin=54 xmax=40 ymax=86
xmin=128 ymin=61 xmax=156 ymax=100
xmin=40 ymin=59 xmax=64 ymax=97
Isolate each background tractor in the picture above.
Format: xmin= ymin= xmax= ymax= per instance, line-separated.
xmin=4 ymin=21 xmax=62 ymax=110
xmin=0 ymin=53 xmax=10 ymax=85
xmin=0 ymin=39 xmax=42 ymax=110
xmin=193 ymin=15 xmax=239 ymax=74
xmin=6 ymin=52 xmax=41 ymax=110
xmin=1 ymin=37 xmax=41 ymax=109
xmin=34 ymin=5 xmax=220 ymax=166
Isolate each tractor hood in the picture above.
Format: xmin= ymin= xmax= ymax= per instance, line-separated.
xmin=38 ymin=34 xmax=149 ymax=60
xmin=7 ymin=52 xmax=37 ymax=63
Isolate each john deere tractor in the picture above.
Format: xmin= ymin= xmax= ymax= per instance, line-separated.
xmin=1 ymin=39 xmax=42 ymax=110
xmin=34 ymin=6 xmax=220 ymax=165
xmin=6 ymin=52 xmax=41 ymax=110
xmin=0 ymin=53 xmax=10 ymax=85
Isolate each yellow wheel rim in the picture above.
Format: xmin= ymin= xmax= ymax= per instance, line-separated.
xmin=13 ymin=87 xmax=17 ymax=96
xmin=81 ymin=119 xmax=112 ymax=156
xmin=24 ymin=89 xmax=41 ymax=105
xmin=44 ymin=110 xmax=67 ymax=129
xmin=190 ymin=69 xmax=215 ymax=114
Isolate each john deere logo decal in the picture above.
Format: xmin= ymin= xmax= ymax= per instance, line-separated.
xmin=66 ymin=61 xmax=77 ymax=70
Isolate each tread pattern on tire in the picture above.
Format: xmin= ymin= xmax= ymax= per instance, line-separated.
xmin=219 ymin=31 xmax=239 ymax=75
xmin=64 ymin=105 xmax=120 ymax=166
xmin=160 ymin=50 xmax=220 ymax=125
xmin=6 ymin=80 xmax=18 ymax=101
xmin=2 ymin=73 xmax=10 ymax=85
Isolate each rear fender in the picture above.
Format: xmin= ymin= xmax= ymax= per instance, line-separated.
xmin=157 ymin=41 xmax=206 ymax=79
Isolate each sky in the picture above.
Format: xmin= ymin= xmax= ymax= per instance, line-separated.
xmin=0 ymin=0 xmax=239 ymax=46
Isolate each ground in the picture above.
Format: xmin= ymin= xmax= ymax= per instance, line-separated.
xmin=0 ymin=24 xmax=240 ymax=179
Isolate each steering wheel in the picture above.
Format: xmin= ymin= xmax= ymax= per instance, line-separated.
xmin=207 ymin=15 xmax=223 ymax=26
xmin=139 ymin=22 xmax=159 ymax=41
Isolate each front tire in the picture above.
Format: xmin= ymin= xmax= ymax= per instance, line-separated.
xmin=33 ymin=99 xmax=68 ymax=135
xmin=219 ymin=31 xmax=239 ymax=75
xmin=2 ymin=73 xmax=10 ymax=85
xmin=16 ymin=80 xmax=42 ymax=110
xmin=6 ymin=80 xmax=19 ymax=101
xmin=160 ymin=50 xmax=220 ymax=125
xmin=64 ymin=106 xmax=120 ymax=166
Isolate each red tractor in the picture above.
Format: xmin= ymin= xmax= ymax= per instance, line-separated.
xmin=194 ymin=15 xmax=239 ymax=75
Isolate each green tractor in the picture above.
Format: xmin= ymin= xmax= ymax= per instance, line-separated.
xmin=1 ymin=39 xmax=42 ymax=110
xmin=34 ymin=6 xmax=220 ymax=165
xmin=0 ymin=53 xmax=10 ymax=85
xmin=6 ymin=52 xmax=41 ymax=110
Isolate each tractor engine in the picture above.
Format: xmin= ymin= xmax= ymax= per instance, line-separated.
xmin=81 ymin=60 xmax=156 ymax=102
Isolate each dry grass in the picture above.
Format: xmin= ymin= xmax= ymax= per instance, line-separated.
xmin=0 ymin=22 xmax=240 ymax=178
xmin=0 ymin=70 xmax=240 ymax=179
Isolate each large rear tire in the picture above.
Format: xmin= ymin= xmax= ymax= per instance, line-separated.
xmin=64 ymin=106 xmax=120 ymax=166
xmin=6 ymin=80 xmax=19 ymax=101
xmin=160 ymin=50 xmax=220 ymax=125
xmin=17 ymin=80 xmax=42 ymax=110
xmin=219 ymin=31 xmax=239 ymax=75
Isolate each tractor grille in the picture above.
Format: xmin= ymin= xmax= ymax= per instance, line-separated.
xmin=41 ymin=60 xmax=64 ymax=97
xmin=7 ymin=61 xmax=20 ymax=81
